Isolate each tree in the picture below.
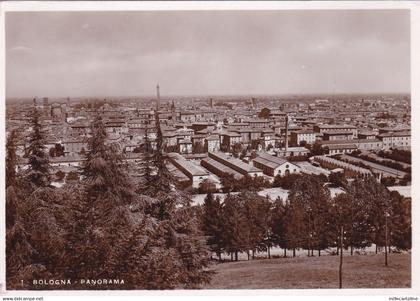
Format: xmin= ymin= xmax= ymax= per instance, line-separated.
xmin=220 ymin=173 xmax=236 ymax=193
xmin=311 ymin=143 xmax=325 ymax=156
xmin=328 ymin=172 xmax=347 ymax=188
xmin=137 ymin=128 xmax=155 ymax=194
xmin=221 ymin=194 xmax=249 ymax=261
xmin=198 ymin=179 xmax=217 ymax=194
xmin=272 ymin=173 xmax=302 ymax=190
xmin=54 ymin=143 xmax=65 ymax=157
xmin=202 ymin=194 xmax=224 ymax=261
xmin=64 ymin=114 xmax=140 ymax=283
xmin=237 ymin=175 xmax=269 ymax=191
xmin=27 ymin=108 xmax=50 ymax=187
xmin=55 ymin=170 xmax=65 ymax=181
xmin=141 ymin=111 xmax=172 ymax=197
xmin=66 ymin=171 xmax=79 ymax=182
xmin=286 ymin=175 xmax=331 ymax=256
xmin=270 ymin=197 xmax=289 ymax=257
xmin=241 ymin=192 xmax=272 ymax=259
xmin=348 ymin=177 xmax=390 ymax=253
xmin=7 ymin=112 xmax=213 ymax=290
xmin=328 ymin=192 xmax=365 ymax=255
xmin=6 ymin=130 xmax=18 ymax=188
xmin=6 ymin=185 xmax=40 ymax=289
xmin=49 ymin=143 xmax=65 ymax=157
xmin=389 ymin=191 xmax=411 ymax=250
xmin=63 ymin=114 xmax=212 ymax=289
xmin=258 ymin=108 xmax=271 ymax=119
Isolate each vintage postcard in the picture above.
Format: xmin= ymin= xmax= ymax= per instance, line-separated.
xmin=1 ymin=1 xmax=419 ymax=300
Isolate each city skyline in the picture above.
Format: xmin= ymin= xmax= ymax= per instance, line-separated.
xmin=7 ymin=10 xmax=410 ymax=98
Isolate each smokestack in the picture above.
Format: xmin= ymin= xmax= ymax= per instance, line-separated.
xmin=156 ymin=84 xmax=160 ymax=110
xmin=285 ymin=114 xmax=289 ymax=152
xmin=210 ymin=98 xmax=213 ymax=109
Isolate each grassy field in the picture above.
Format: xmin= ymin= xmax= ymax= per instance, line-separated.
xmin=204 ymin=253 xmax=411 ymax=289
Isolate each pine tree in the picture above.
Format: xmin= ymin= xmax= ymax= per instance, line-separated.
xmin=27 ymin=108 xmax=50 ymax=187
xmin=389 ymin=191 xmax=411 ymax=250
xmin=286 ymin=175 xmax=330 ymax=256
xmin=241 ymin=192 xmax=272 ymax=258
xmin=271 ymin=197 xmax=288 ymax=256
xmin=221 ymin=194 xmax=250 ymax=261
xmin=139 ymin=127 xmax=154 ymax=190
xmin=349 ymin=177 xmax=390 ymax=252
xmin=141 ymin=111 xmax=171 ymax=197
xmin=202 ymin=193 xmax=224 ymax=260
xmin=65 ymin=114 xmax=141 ymax=282
xmin=63 ymin=113 xmax=212 ymax=289
xmin=6 ymin=130 xmax=18 ymax=188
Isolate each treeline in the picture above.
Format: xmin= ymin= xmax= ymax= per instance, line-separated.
xmin=349 ymin=151 xmax=411 ymax=173
xmin=200 ymin=174 xmax=411 ymax=261
xmin=197 ymin=172 xmax=345 ymax=194
xmin=378 ymin=149 xmax=411 ymax=165
xmin=6 ymin=108 xmax=212 ymax=290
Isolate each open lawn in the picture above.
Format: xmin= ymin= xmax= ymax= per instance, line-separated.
xmin=204 ymin=253 xmax=411 ymax=289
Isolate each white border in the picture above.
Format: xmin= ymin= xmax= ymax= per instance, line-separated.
xmin=0 ymin=1 xmax=419 ymax=299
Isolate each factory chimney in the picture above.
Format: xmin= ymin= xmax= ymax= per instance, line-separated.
xmin=156 ymin=84 xmax=160 ymax=110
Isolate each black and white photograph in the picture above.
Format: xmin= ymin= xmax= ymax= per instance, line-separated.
xmin=2 ymin=1 xmax=418 ymax=297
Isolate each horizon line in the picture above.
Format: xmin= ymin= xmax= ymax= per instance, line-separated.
xmin=6 ymin=91 xmax=411 ymax=101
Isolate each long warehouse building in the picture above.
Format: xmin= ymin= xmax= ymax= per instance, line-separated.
xmin=208 ymin=151 xmax=263 ymax=177
xmin=167 ymin=152 xmax=210 ymax=188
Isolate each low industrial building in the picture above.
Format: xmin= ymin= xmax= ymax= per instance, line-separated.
xmin=208 ymin=151 xmax=263 ymax=177
xmin=253 ymin=152 xmax=301 ymax=177
xmin=167 ymin=152 xmax=210 ymax=188
xmin=201 ymin=157 xmax=243 ymax=180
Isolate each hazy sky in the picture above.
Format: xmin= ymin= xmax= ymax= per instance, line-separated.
xmin=6 ymin=10 xmax=410 ymax=98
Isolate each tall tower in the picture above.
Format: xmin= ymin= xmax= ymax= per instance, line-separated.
xmin=210 ymin=98 xmax=214 ymax=109
xmin=156 ymin=84 xmax=160 ymax=110
xmin=285 ymin=114 xmax=289 ymax=152
xmin=251 ymin=97 xmax=257 ymax=109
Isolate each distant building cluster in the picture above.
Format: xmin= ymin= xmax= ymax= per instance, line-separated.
xmin=6 ymin=87 xmax=411 ymax=190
